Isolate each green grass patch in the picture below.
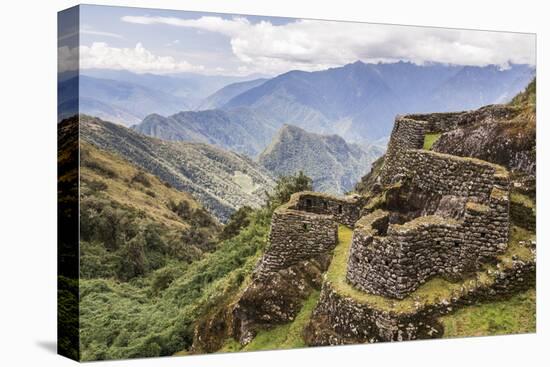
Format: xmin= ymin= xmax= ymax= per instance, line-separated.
xmin=423 ymin=133 xmax=442 ymax=150
xmin=440 ymin=288 xmax=536 ymax=337
xmin=326 ymin=225 xmax=534 ymax=314
xmin=220 ymin=290 xmax=321 ymax=353
xmin=511 ymin=192 xmax=535 ymax=209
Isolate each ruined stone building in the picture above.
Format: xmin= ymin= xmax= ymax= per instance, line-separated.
xmin=227 ymin=106 xmax=535 ymax=347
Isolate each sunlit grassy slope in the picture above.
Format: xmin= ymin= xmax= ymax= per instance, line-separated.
xmin=441 ymin=288 xmax=535 ymax=337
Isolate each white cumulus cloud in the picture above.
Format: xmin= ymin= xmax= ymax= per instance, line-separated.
xmin=122 ymin=15 xmax=536 ymax=75
xmin=58 ymin=42 xmax=204 ymax=74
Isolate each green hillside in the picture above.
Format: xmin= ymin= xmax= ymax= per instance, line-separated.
xmin=78 ymin=154 xmax=309 ymax=360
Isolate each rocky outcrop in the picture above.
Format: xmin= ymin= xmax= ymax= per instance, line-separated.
xmin=232 ymin=255 xmax=331 ymax=344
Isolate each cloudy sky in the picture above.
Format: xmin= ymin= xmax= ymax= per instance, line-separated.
xmin=58 ymin=4 xmax=536 ymax=76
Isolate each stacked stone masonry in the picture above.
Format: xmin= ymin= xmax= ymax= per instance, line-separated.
xmin=348 ymin=113 xmax=511 ymax=299
xmin=380 ymin=104 xmax=519 ymax=186
xmin=307 ymin=256 xmax=535 ymax=345
xmin=256 ymin=192 xmax=363 ymax=278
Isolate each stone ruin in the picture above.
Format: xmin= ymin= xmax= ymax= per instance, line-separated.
xmin=228 ymin=108 xmax=535 ymax=347
xmin=256 ymin=191 xmax=363 ymax=278
xmin=347 ymin=114 xmax=511 ymax=299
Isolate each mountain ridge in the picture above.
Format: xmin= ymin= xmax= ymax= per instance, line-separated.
xmin=79 ymin=114 xmax=276 ymax=222
xmin=259 ymin=124 xmax=382 ymax=194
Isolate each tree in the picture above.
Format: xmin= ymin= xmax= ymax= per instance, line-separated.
xmin=219 ymin=206 xmax=253 ymax=240
xmin=267 ymin=171 xmax=313 ymax=209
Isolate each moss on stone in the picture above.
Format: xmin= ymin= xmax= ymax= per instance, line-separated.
xmin=394 ymin=215 xmax=460 ymax=231
xmin=410 ymin=149 xmax=510 ymax=178
xmin=326 ymin=225 xmax=534 ymax=315
xmin=490 ymin=187 xmax=509 ymax=201
xmin=466 ymin=201 xmax=490 ymax=213
xmin=423 ymin=133 xmax=442 ymax=150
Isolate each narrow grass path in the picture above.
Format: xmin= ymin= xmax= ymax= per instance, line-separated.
xmin=423 ymin=132 xmax=442 ymax=150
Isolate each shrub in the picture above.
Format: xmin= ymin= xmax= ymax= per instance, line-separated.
xmin=168 ymin=200 xmax=191 ymax=220
xmin=267 ymin=171 xmax=313 ymax=209
xmin=131 ymin=171 xmax=152 ymax=188
xmin=82 ymin=158 xmax=118 ymax=178
xmin=86 ymin=179 xmax=108 ymax=193
xmin=117 ymin=234 xmax=148 ymax=281
xmin=219 ymin=206 xmax=253 ymax=240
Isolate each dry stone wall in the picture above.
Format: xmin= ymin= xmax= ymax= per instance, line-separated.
xmin=379 ymin=117 xmax=427 ymax=185
xmin=347 ymin=153 xmax=510 ymax=299
xmin=392 ymin=149 xmax=510 ymax=200
xmin=256 ymin=192 xmax=362 ymax=278
xmin=404 ymin=105 xmax=522 ymax=133
xmin=293 ymin=191 xmax=363 ymax=227
xmin=380 ymin=105 xmax=519 ymax=185
xmin=306 ymin=256 xmax=535 ymax=345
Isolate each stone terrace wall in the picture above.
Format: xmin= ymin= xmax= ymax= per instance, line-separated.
xmin=463 ymin=188 xmax=510 ymax=261
xmin=380 ymin=105 xmax=520 ymax=185
xmin=347 ymin=213 xmax=468 ymax=299
xmin=293 ymin=191 xmax=363 ymax=227
xmin=256 ymin=192 xmax=362 ymax=278
xmin=391 ymin=149 xmax=509 ymax=202
xmin=307 ymin=256 xmax=535 ymax=345
xmin=379 ymin=117 xmax=427 ymax=185
xmin=257 ymin=209 xmax=337 ymax=278
xmin=403 ymin=104 xmax=522 ymax=133
xmin=347 ymin=160 xmax=510 ymax=299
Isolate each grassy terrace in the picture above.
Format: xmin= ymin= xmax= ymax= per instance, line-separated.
xmin=325 ymin=225 xmax=535 ymax=314
xmin=423 ymin=133 xmax=442 ymax=150
xmin=441 ymin=288 xmax=535 ymax=337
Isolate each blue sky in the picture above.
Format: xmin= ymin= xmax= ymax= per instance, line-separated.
xmin=58 ymin=4 xmax=536 ymax=76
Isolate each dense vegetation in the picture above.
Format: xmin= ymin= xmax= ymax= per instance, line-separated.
xmin=79 ymin=155 xmax=312 ymax=360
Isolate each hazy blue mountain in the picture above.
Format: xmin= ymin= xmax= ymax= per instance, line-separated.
xmin=58 ymin=75 xmax=188 ymax=126
xmin=81 ymin=69 xmax=268 ymax=109
xmin=80 ymin=114 xmax=275 ymax=222
xmin=133 ymin=107 xmax=278 ymax=157
xmin=222 ymin=61 xmax=535 ymax=142
xmin=259 ymin=124 xmax=383 ymax=194
xmin=427 ymin=64 xmax=536 ymax=111
xmin=197 ymin=78 xmax=268 ymax=110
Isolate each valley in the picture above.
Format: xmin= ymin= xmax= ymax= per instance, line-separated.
xmin=68 ymin=63 xmax=535 ymax=361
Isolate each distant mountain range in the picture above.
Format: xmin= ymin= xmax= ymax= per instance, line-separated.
xmin=219 ymin=61 xmax=535 ymax=142
xmin=197 ymin=78 xmax=268 ymax=110
xmin=79 ymin=115 xmax=275 ymax=222
xmin=133 ymin=62 xmax=533 ymax=152
xmin=58 ymin=70 xmax=268 ymax=125
xmin=58 ymin=75 xmax=188 ymax=126
xmin=259 ymin=124 xmax=383 ymax=194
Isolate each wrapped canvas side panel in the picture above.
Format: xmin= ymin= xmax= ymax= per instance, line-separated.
xmin=57 ymin=5 xmax=80 ymax=361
